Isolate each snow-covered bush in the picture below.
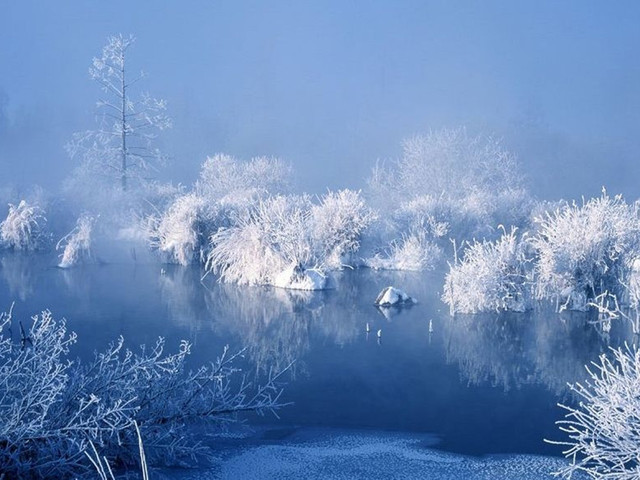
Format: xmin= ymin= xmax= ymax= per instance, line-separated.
xmin=443 ymin=227 xmax=533 ymax=314
xmin=549 ymin=345 xmax=640 ymax=479
xmin=532 ymin=191 xmax=640 ymax=311
xmin=56 ymin=214 xmax=95 ymax=268
xmin=206 ymin=195 xmax=316 ymax=287
xmin=368 ymin=128 xmax=529 ymax=233
xmin=196 ymin=153 xmax=292 ymax=201
xmin=148 ymin=193 xmax=212 ymax=265
xmin=0 ymin=308 xmax=287 ymax=479
xmin=366 ymin=128 xmax=531 ymax=272
xmin=362 ymin=195 xmax=449 ymax=271
xmin=371 ymin=128 xmax=522 ymax=201
xmin=206 ymin=191 xmax=375 ymax=289
xmin=311 ymin=189 xmax=376 ymax=269
xmin=366 ymin=230 xmax=442 ymax=271
xmin=0 ymin=200 xmax=47 ymax=251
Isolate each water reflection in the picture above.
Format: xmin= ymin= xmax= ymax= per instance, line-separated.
xmin=0 ymin=254 xmax=37 ymax=301
xmin=154 ymin=263 xmax=621 ymax=398
xmin=202 ymin=281 xmax=365 ymax=375
xmin=0 ymin=253 xmax=629 ymax=454
xmin=443 ymin=309 xmax=615 ymax=395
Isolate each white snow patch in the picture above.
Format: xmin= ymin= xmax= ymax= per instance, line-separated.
xmin=162 ymin=428 xmax=573 ymax=480
xmin=273 ymin=264 xmax=328 ymax=291
xmin=374 ymin=286 xmax=416 ymax=306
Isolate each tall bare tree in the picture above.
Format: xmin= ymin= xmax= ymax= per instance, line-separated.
xmin=68 ymin=34 xmax=171 ymax=192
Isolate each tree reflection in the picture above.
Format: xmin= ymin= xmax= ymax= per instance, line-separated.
xmin=1 ymin=254 xmax=37 ymax=301
xmin=443 ymin=308 xmax=613 ymax=394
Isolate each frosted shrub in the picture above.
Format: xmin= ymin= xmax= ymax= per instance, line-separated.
xmin=443 ymin=227 xmax=533 ymax=314
xmin=366 ymin=230 xmax=442 ymax=271
xmin=367 ymin=128 xmax=531 ymax=262
xmin=365 ymin=195 xmax=449 ymax=271
xmin=549 ymin=345 xmax=640 ymax=479
xmin=56 ymin=214 xmax=95 ymax=268
xmin=0 ymin=309 xmax=287 ymax=479
xmin=393 ymin=195 xmax=451 ymax=236
xmin=368 ymin=128 xmax=527 ymax=215
xmin=311 ymin=189 xmax=376 ymax=269
xmin=532 ymin=191 xmax=640 ymax=311
xmin=149 ymin=193 xmax=212 ymax=265
xmin=207 ymin=195 xmax=315 ymax=287
xmin=196 ymin=153 xmax=292 ymax=201
xmin=206 ymin=191 xmax=375 ymax=289
xmin=0 ymin=200 xmax=47 ymax=251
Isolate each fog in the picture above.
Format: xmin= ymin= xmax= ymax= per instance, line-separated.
xmin=1 ymin=0 xmax=639 ymax=199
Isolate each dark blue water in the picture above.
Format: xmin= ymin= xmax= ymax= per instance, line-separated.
xmin=0 ymin=253 xmax=614 ymax=457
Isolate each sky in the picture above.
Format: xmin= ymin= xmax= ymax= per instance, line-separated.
xmin=1 ymin=1 xmax=639 ymax=199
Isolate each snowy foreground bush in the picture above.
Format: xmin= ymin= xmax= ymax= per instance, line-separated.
xmin=532 ymin=191 xmax=640 ymax=311
xmin=549 ymin=345 xmax=640 ymax=479
xmin=0 ymin=200 xmax=47 ymax=251
xmin=206 ymin=191 xmax=375 ymax=289
xmin=0 ymin=308 xmax=287 ymax=479
xmin=443 ymin=227 xmax=532 ymax=314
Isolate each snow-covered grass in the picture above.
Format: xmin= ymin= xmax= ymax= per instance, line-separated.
xmin=549 ymin=345 xmax=640 ymax=479
xmin=56 ymin=214 xmax=95 ymax=268
xmin=443 ymin=227 xmax=533 ymax=314
xmin=0 ymin=200 xmax=47 ymax=251
xmin=0 ymin=308 xmax=288 ymax=479
xmin=531 ymin=191 xmax=640 ymax=311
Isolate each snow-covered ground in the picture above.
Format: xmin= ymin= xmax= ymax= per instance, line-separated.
xmin=165 ymin=428 xmax=572 ymax=480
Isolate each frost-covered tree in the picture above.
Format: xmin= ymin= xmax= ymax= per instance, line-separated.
xmin=366 ymin=128 xmax=531 ymax=272
xmin=67 ymin=34 xmax=171 ymax=195
xmin=196 ymin=153 xmax=292 ymax=202
xmin=367 ymin=127 xmax=529 ymax=230
xmin=549 ymin=345 xmax=640 ymax=479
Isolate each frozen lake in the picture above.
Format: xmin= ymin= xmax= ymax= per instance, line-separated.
xmin=0 ymin=254 xmax=612 ymax=476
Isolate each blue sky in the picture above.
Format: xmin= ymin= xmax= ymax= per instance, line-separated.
xmin=1 ymin=1 xmax=639 ymax=197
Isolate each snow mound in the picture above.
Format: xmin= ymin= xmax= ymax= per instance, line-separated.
xmin=273 ymin=264 xmax=328 ymax=291
xmin=374 ymin=286 xmax=416 ymax=306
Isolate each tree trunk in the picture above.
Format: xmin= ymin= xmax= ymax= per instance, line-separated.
xmin=121 ymin=57 xmax=127 ymax=191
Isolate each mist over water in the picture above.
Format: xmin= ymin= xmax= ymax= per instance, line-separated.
xmin=1 ymin=1 xmax=639 ymax=199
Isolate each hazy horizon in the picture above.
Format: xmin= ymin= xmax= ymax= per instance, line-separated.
xmin=1 ymin=1 xmax=639 ymax=200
